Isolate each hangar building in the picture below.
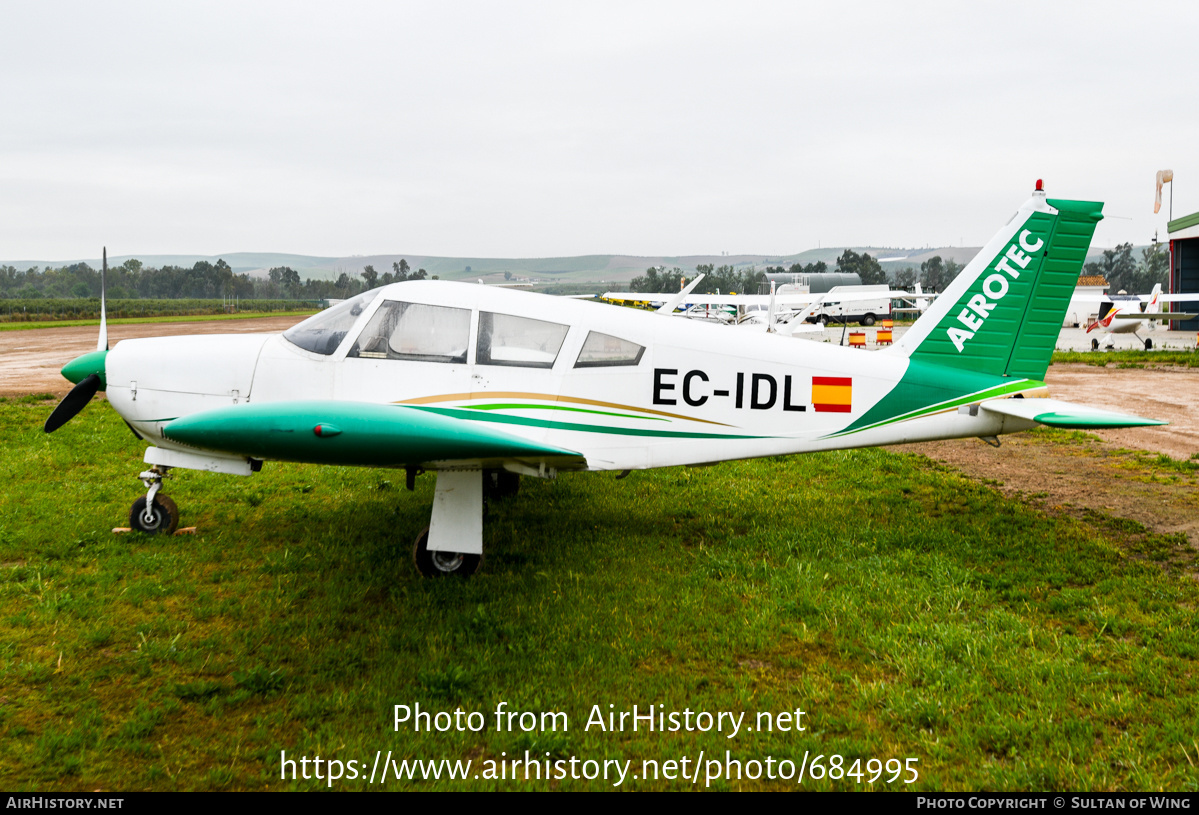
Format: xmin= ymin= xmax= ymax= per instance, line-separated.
xmin=1169 ymin=211 xmax=1199 ymax=330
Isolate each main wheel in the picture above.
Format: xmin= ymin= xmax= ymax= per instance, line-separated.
xmin=1144 ymin=338 xmax=1153 ymax=351
xmin=129 ymin=494 xmax=179 ymax=535
xmin=412 ymin=526 xmax=481 ymax=577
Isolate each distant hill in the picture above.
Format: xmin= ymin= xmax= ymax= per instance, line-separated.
xmin=3 ymin=245 xmax=1148 ymax=284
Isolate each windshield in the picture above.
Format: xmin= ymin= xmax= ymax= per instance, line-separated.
xmin=283 ymin=290 xmax=380 ymax=355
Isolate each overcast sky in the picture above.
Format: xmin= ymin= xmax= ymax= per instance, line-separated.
xmin=2 ymin=1 xmax=1196 ymax=261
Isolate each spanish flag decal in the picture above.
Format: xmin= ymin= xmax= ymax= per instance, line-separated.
xmin=812 ymin=376 xmax=852 ymax=413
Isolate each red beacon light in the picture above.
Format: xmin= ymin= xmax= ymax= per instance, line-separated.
xmin=1035 ymin=179 xmax=1044 ymax=192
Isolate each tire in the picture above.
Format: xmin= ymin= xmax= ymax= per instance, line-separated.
xmin=818 ymin=315 xmax=830 ymax=327
xmin=412 ymin=526 xmax=481 ymax=578
xmin=1091 ymin=339 xmax=1099 ymax=351
xmin=861 ymin=314 xmax=876 ymax=327
xmin=1144 ymin=338 xmax=1153 ymax=351
xmin=129 ymin=494 xmax=179 ymax=535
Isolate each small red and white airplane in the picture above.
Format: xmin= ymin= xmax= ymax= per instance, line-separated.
xmin=1084 ymin=284 xmax=1199 ymax=349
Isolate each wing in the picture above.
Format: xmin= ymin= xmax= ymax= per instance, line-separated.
xmin=161 ymin=401 xmax=588 ymax=471
xmin=1111 ymin=312 xmax=1196 ymax=321
xmin=979 ymin=397 xmax=1165 ymax=429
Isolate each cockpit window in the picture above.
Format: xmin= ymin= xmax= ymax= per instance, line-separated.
xmin=348 ymin=301 xmax=470 ymax=363
xmin=283 ymin=290 xmax=380 ymax=356
xmin=477 ymin=312 xmax=568 ymax=369
xmin=573 ymin=331 xmax=645 ymax=368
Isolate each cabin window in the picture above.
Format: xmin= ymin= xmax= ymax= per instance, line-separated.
xmin=283 ymin=289 xmax=380 ymax=355
xmin=476 ymin=312 xmax=568 ymax=369
xmin=348 ymin=301 xmax=470 ymax=363
xmin=574 ymin=331 xmax=645 ymax=368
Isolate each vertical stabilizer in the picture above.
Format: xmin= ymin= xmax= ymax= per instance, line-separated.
xmin=891 ymin=185 xmax=1103 ymax=381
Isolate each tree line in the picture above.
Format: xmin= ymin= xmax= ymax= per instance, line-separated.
xmin=626 ymin=243 xmax=1170 ymax=296
xmin=0 ymin=258 xmax=434 ymax=301
xmin=3 ymin=244 xmax=1170 ymax=302
xmin=1083 ymin=243 xmax=1168 ymax=294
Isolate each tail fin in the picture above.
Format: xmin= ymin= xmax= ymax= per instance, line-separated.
xmin=1147 ymin=283 xmax=1163 ymax=313
xmin=891 ymin=185 xmax=1103 ymax=381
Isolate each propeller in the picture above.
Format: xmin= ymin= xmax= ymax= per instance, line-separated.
xmin=44 ymin=248 xmax=109 ymax=433
xmin=44 ymin=374 xmax=102 ymax=433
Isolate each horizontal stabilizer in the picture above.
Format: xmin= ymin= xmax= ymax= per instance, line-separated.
xmin=979 ymin=398 xmax=1166 ymax=429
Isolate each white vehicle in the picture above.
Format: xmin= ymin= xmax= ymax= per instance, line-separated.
xmin=47 ymin=183 xmax=1163 ymax=576
xmin=805 ymin=284 xmax=893 ymax=326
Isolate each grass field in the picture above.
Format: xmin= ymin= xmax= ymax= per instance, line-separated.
xmin=1 ymin=398 xmax=1197 ymax=791
xmin=1050 ymin=350 xmax=1199 ymax=369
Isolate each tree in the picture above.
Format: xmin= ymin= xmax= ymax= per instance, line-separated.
xmin=919 ymin=256 xmax=947 ymax=292
xmin=361 ymin=264 xmax=378 ymax=289
xmin=393 ymin=259 xmax=411 ymax=282
xmin=789 ymin=260 xmax=827 ymax=276
xmin=1084 ymin=243 xmax=1137 ymax=293
xmin=836 ymin=249 xmax=886 ymax=285
xmin=215 ymin=259 xmax=234 ymax=296
xmin=630 ymin=266 xmax=685 ymax=294
xmin=1138 ymin=244 xmax=1169 ymax=291
xmin=892 ymin=267 xmax=917 ymax=289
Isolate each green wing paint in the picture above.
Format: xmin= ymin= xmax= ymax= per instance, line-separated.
xmin=163 ymin=401 xmax=587 ymax=467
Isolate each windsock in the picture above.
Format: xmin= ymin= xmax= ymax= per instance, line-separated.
xmin=1155 ymin=169 xmax=1173 ymax=214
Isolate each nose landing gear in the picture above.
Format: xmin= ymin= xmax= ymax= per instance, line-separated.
xmin=130 ymin=466 xmax=179 ymax=535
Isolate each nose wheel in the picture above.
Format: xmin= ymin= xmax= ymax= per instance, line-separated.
xmin=130 ymin=494 xmax=179 ymax=535
xmin=130 ymin=466 xmax=180 ymax=535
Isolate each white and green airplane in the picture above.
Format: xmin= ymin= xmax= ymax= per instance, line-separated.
xmin=46 ymin=182 xmax=1164 ymax=576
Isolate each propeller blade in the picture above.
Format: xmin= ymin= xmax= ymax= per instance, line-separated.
xmin=44 ymin=374 xmax=101 ymax=433
xmin=98 ymin=247 xmax=108 ymax=352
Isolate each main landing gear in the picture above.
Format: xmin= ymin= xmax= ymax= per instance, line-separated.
xmin=410 ymin=468 xmax=523 ymax=577
xmin=130 ymin=466 xmax=179 ymax=535
xmin=411 ymin=470 xmax=485 ymax=578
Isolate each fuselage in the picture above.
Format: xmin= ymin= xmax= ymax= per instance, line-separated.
xmin=105 ymin=280 xmax=1043 ymax=471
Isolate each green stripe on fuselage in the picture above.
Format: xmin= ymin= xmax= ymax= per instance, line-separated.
xmin=461 ymin=403 xmax=669 ymax=422
xmin=410 ymin=406 xmax=768 ymax=440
